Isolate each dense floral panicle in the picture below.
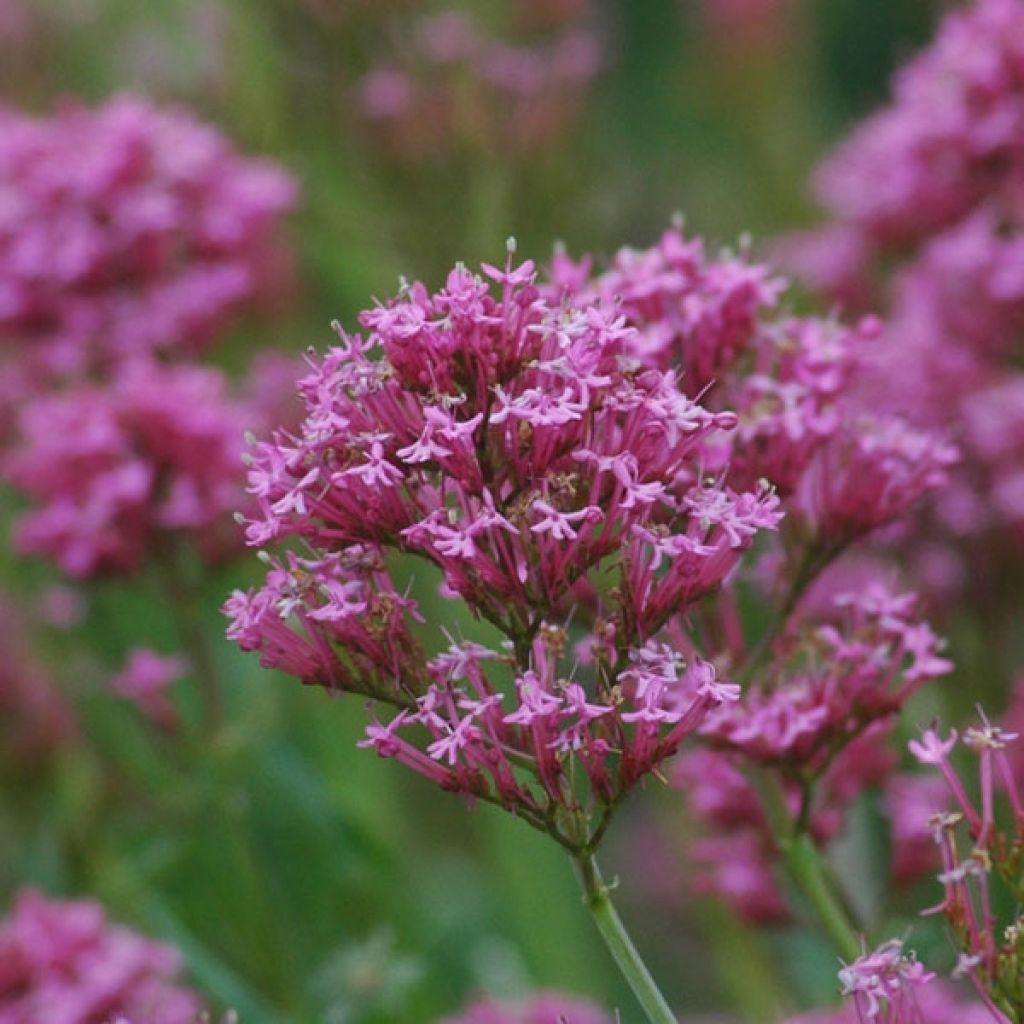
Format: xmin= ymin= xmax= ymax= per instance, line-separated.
xmin=670 ymin=582 xmax=945 ymax=922
xmin=780 ymin=0 xmax=1024 ymax=597
xmin=0 ymin=95 xmax=296 ymax=385
xmin=0 ymin=889 xmax=203 ymax=1024
xmin=797 ymin=416 xmax=957 ymax=547
xmin=551 ymin=224 xmax=942 ymax=535
xmin=5 ymin=357 xmax=297 ymax=578
xmin=812 ymin=0 xmax=1024 ymax=248
xmin=548 ymin=224 xmax=785 ymax=395
xmin=701 ymin=584 xmax=951 ymax=767
xmin=440 ymin=990 xmax=611 ymax=1024
xmin=111 ymin=648 xmax=187 ymax=730
xmin=0 ymin=593 xmax=77 ymax=763
xmin=228 ymin=250 xmax=774 ymax=843
xmin=721 ymin=314 xmax=869 ymax=496
xmin=239 ymin=254 xmax=777 ymax=634
xmin=896 ymin=208 xmax=1024 ymax=361
xmin=355 ymin=7 xmax=600 ymax=159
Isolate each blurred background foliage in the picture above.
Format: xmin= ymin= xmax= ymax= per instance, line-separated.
xmin=0 ymin=1 xmax=954 ymax=1021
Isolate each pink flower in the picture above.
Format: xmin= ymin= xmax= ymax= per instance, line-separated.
xmin=5 ymin=357 xmax=292 ymax=578
xmin=441 ymin=990 xmax=611 ymax=1024
xmin=111 ymin=648 xmax=187 ymax=729
xmin=838 ymin=939 xmax=934 ymax=1023
xmin=0 ymin=889 xmax=204 ymax=1024
xmin=228 ymin=245 xmax=762 ymax=846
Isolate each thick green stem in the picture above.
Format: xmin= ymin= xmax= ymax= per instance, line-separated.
xmin=573 ymin=851 xmax=677 ymax=1024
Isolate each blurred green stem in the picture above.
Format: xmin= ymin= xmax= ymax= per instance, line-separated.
xmin=155 ymin=543 xmax=224 ymax=736
xmin=754 ymin=769 xmax=861 ymax=963
xmin=572 ymin=851 xmax=676 ymax=1024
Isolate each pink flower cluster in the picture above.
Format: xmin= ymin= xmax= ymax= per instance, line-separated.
xmin=227 ymin=247 xmax=779 ymax=843
xmin=673 ymin=584 xmax=949 ymax=923
xmin=788 ymin=979 xmax=992 ymax=1024
xmin=811 ymin=0 xmax=1024 ymax=251
xmin=548 ymin=227 xmax=786 ymax=393
xmin=441 ymin=990 xmax=610 ymax=1024
xmin=779 ymin=0 xmax=1024 ymax=590
xmin=551 ymin=225 xmax=954 ymax=543
xmin=0 ymin=95 xmax=296 ymax=389
xmin=702 ymin=584 xmax=952 ymax=768
xmin=0 ymin=889 xmax=203 ymax=1024
xmin=836 ymin=939 xmax=934 ymax=1024
xmin=356 ymin=7 xmax=601 ymax=159
xmin=4 ymin=360 xmax=292 ymax=578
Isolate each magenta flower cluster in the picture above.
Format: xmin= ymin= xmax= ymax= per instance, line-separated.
xmin=673 ymin=584 xmax=950 ymax=923
xmin=0 ymin=95 xmax=295 ymax=388
xmin=227 ymin=249 xmax=774 ymax=843
xmin=0 ymin=889 xmax=203 ymax=1024
xmin=5 ymin=360 xmax=287 ymax=579
xmin=780 ymin=0 xmax=1024 ymax=595
xmin=356 ymin=7 xmax=600 ymax=159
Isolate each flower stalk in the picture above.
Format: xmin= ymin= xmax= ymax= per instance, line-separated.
xmin=572 ymin=851 xmax=677 ymax=1024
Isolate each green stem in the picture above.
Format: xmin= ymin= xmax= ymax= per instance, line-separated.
xmin=572 ymin=851 xmax=677 ymax=1024
xmin=782 ymin=834 xmax=862 ymax=964
xmin=154 ymin=541 xmax=224 ymax=737
xmin=753 ymin=769 xmax=861 ymax=963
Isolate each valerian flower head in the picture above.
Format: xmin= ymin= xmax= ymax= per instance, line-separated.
xmin=227 ymin=248 xmax=777 ymax=848
xmin=701 ymin=584 xmax=951 ymax=768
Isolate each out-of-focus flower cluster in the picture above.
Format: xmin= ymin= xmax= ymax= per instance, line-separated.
xmin=441 ymin=990 xmax=611 ymax=1024
xmin=0 ymin=95 xmax=295 ymax=396
xmin=780 ymin=0 xmax=1024 ymax=601
xmin=355 ymin=6 xmax=601 ymax=160
xmin=5 ymin=360 xmax=291 ymax=579
xmin=0 ymin=888 xmax=204 ymax=1024
xmin=0 ymin=93 xmax=299 ymax=736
